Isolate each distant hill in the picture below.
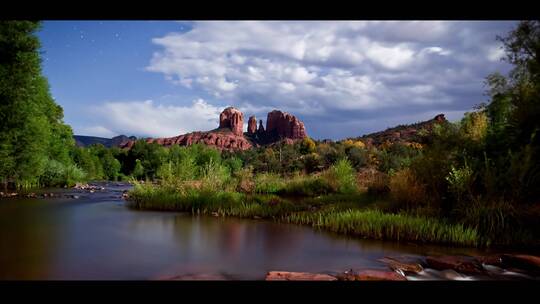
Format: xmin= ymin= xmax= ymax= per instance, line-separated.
xmin=74 ymin=135 xmax=137 ymax=148
xmin=353 ymin=114 xmax=447 ymax=146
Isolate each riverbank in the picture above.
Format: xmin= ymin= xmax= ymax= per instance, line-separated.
xmin=126 ymin=183 xmax=482 ymax=247
xmin=2 ymin=181 xmax=539 ymax=280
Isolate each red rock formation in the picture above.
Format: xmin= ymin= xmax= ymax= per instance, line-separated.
xmin=120 ymin=107 xmax=309 ymax=151
xmin=266 ymin=110 xmax=307 ymax=140
xmin=219 ymin=107 xmax=244 ymax=136
xmin=247 ymin=116 xmax=257 ymax=134
xmin=122 ymin=130 xmax=252 ymax=152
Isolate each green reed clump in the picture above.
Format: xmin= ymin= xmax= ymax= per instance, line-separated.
xmin=278 ymin=175 xmax=333 ymax=196
xmin=253 ymin=173 xmax=286 ymax=194
xmin=127 ymin=184 xmax=307 ymax=218
xmin=283 ymin=209 xmax=481 ymax=247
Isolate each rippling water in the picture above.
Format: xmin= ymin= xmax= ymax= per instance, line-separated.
xmin=0 ymin=182 xmax=522 ymax=280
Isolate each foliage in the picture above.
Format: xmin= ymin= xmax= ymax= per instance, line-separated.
xmin=0 ymin=21 xmax=78 ymax=188
xmin=285 ymin=209 xmax=480 ymax=246
xmin=388 ymin=168 xmax=427 ymax=211
xmin=323 ymin=158 xmax=358 ymax=194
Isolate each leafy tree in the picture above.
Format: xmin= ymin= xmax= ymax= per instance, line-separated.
xmin=0 ymin=21 xmax=78 ymax=188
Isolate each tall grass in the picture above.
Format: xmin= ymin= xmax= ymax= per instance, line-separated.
xmin=278 ymin=174 xmax=333 ymax=196
xmin=388 ymin=168 xmax=428 ymax=211
xmin=253 ymin=173 xmax=286 ymax=194
xmin=127 ymin=183 xmax=306 ymax=218
xmin=284 ymin=209 xmax=481 ymax=247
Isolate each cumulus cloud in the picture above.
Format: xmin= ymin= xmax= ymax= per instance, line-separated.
xmin=143 ymin=21 xmax=516 ymax=139
xmin=89 ymin=99 xmax=223 ymax=138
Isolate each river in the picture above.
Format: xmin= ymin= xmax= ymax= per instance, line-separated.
xmin=0 ymin=182 xmax=535 ymax=280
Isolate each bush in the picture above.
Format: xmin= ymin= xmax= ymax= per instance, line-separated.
xmin=364 ymin=171 xmax=390 ymax=195
xmin=254 ymin=173 xmax=286 ymax=194
xmin=235 ymin=166 xmax=255 ymax=193
xmin=40 ymin=159 xmax=86 ymax=187
xmin=454 ymin=198 xmax=531 ymax=246
xmin=199 ymin=158 xmax=231 ymax=191
xmin=323 ymin=158 xmax=357 ymax=194
xmin=280 ymin=174 xmax=333 ymax=196
xmin=389 ymin=168 xmax=427 ymax=211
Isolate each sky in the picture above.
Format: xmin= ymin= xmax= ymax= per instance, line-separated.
xmin=38 ymin=21 xmax=517 ymax=140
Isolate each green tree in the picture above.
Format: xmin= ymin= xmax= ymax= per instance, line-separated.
xmin=0 ymin=21 xmax=78 ymax=188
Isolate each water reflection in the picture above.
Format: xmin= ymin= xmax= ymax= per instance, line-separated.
xmin=0 ymin=184 xmax=498 ymax=280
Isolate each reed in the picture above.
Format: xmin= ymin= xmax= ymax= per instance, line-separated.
xmin=283 ymin=209 xmax=481 ymax=247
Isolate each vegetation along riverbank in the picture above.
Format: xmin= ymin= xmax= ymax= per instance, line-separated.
xmin=2 ymin=21 xmax=540 ymax=248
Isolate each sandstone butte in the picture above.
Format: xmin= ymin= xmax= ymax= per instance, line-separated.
xmin=120 ymin=107 xmax=308 ymax=151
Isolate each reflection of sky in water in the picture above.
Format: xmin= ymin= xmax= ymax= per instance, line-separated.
xmin=0 ymin=186 xmax=490 ymax=280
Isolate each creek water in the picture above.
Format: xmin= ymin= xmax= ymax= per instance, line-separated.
xmin=0 ymin=182 xmax=530 ymax=280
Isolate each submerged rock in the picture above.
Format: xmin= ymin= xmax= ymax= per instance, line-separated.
xmin=266 ymin=271 xmax=337 ymax=281
xmin=165 ymin=273 xmax=230 ymax=280
xmin=501 ymin=254 xmax=540 ymax=273
xmin=379 ymin=256 xmax=423 ymax=274
xmin=426 ymin=255 xmax=484 ymax=275
xmin=337 ymin=269 xmax=407 ymax=281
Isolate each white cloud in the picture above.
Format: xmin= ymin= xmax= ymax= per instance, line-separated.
xmin=80 ymin=126 xmax=116 ymax=138
xmin=487 ymin=45 xmax=505 ymax=62
xmin=139 ymin=21 xmax=516 ymax=139
xmin=93 ymin=99 xmax=222 ymax=138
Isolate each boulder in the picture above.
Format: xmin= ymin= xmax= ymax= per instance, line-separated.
xmin=265 ymin=271 xmax=337 ymax=281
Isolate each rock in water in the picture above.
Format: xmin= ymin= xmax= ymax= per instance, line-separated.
xmin=248 ymin=116 xmax=257 ymax=134
xmin=426 ymin=255 xmax=484 ymax=275
xmin=219 ymin=107 xmax=244 ymax=136
xmin=265 ymin=271 xmax=337 ymax=281
xmin=337 ymin=269 xmax=407 ymax=281
xmin=379 ymin=256 xmax=423 ymax=274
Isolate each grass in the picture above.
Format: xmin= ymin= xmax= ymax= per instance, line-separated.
xmin=127 ymin=183 xmax=482 ymax=247
xmin=127 ymin=183 xmax=306 ymax=218
xmin=278 ymin=174 xmax=333 ymax=196
xmin=283 ymin=209 xmax=481 ymax=247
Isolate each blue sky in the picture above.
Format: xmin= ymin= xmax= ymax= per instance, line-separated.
xmin=38 ymin=21 xmax=517 ymax=140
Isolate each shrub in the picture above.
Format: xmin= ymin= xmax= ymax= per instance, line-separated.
xmin=280 ymin=174 xmax=333 ymax=196
xmin=235 ymin=166 xmax=255 ymax=193
xmin=454 ymin=198 xmax=531 ymax=246
xmin=323 ymin=158 xmax=357 ymax=194
xmin=199 ymin=158 xmax=231 ymax=191
xmin=388 ymin=168 xmax=427 ymax=210
xmin=365 ymin=171 xmax=390 ymax=195
xmin=40 ymin=159 xmax=86 ymax=187
xmin=254 ymin=172 xmax=286 ymax=194
xmin=445 ymin=163 xmax=474 ymax=204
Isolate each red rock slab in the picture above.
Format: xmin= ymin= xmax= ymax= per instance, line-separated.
xmin=157 ymin=273 xmax=230 ymax=280
xmin=426 ymin=255 xmax=484 ymax=275
xmin=502 ymin=254 xmax=540 ymax=272
xmin=265 ymin=271 xmax=337 ymax=281
xmin=475 ymin=255 xmax=504 ymax=267
xmin=379 ymin=257 xmax=423 ymax=273
xmin=338 ymin=270 xmax=407 ymax=281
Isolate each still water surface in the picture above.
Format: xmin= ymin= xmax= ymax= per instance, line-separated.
xmin=0 ymin=183 xmax=491 ymax=280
